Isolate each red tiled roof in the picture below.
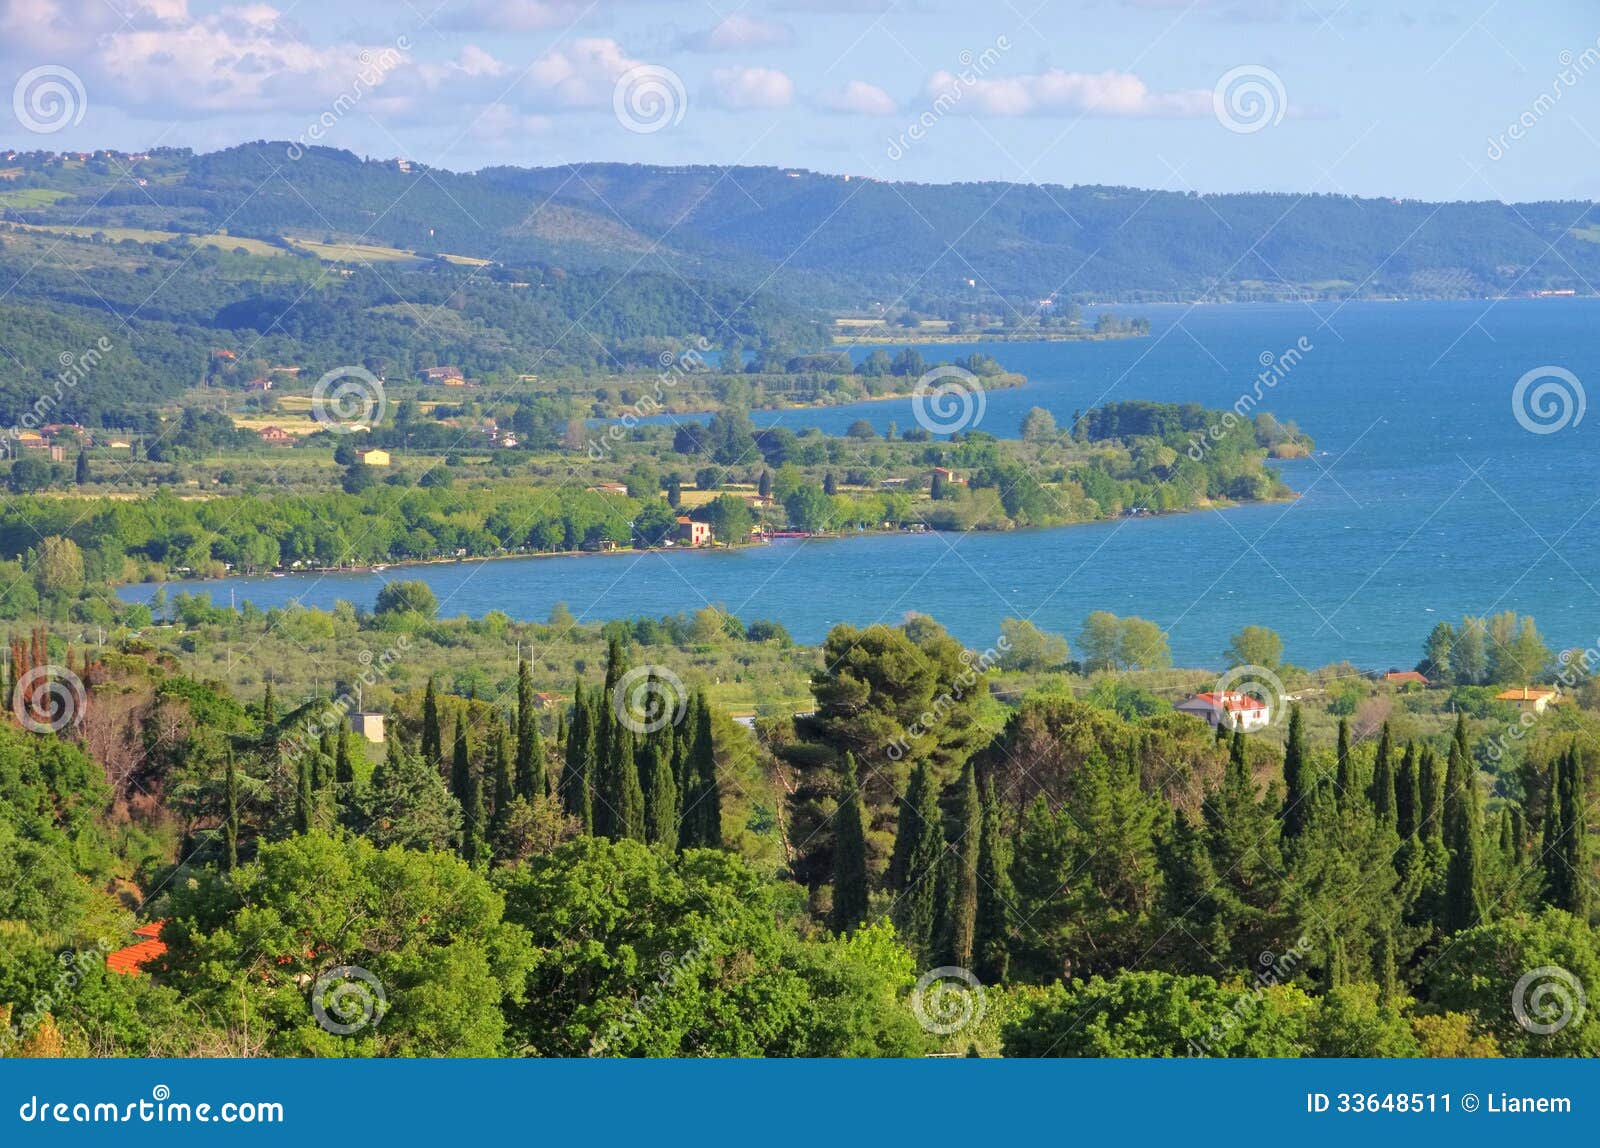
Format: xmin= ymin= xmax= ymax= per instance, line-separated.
xmin=1496 ymin=687 xmax=1556 ymax=701
xmin=1189 ymin=691 xmax=1267 ymax=712
xmin=1385 ymin=671 xmax=1429 ymax=685
xmin=106 ymin=938 xmax=166 ymax=976
xmin=132 ymin=921 xmax=164 ymax=938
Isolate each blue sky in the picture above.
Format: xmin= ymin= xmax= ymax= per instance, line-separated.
xmin=3 ymin=0 xmax=1598 ymax=201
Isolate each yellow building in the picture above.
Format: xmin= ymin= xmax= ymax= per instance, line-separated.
xmin=356 ymin=448 xmax=391 ymax=466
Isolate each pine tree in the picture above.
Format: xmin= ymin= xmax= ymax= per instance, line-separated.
xmin=1371 ymin=722 xmax=1395 ymax=827
xmin=515 ymin=659 xmax=545 ymax=799
xmin=938 ymin=760 xmax=981 ymax=968
xmin=645 ymin=741 xmax=679 ymax=847
xmin=421 ymin=678 xmax=442 ymax=768
xmin=830 ymin=754 xmax=870 ymax=934
xmin=1442 ymin=737 xmax=1486 ymax=933
xmin=973 ymin=777 xmax=1013 ymax=984
xmin=890 ymin=760 xmax=945 ymax=965
xmin=223 ymin=751 xmax=239 ymax=872
xmin=1280 ymin=705 xmax=1315 ymax=838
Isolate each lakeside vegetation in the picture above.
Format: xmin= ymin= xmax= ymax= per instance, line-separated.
xmin=1 ymin=604 xmax=1595 ymax=1058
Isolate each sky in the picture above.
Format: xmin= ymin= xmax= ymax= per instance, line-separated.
xmin=2 ymin=0 xmax=1599 ymax=202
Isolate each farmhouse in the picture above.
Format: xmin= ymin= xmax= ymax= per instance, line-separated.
xmin=1175 ymin=691 xmax=1272 ymax=732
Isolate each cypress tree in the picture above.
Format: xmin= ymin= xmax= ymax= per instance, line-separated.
xmin=261 ymin=681 xmax=277 ymax=726
xmin=645 ymin=742 xmax=679 ymax=847
xmin=463 ymin=764 xmax=488 ymax=867
xmin=450 ymin=717 xmax=471 ymax=813
xmin=596 ymin=637 xmax=626 ymax=769
xmin=1371 ymin=722 xmax=1395 ymax=827
xmin=1395 ymin=741 xmax=1419 ymax=839
xmin=294 ymin=752 xmax=313 ymax=834
xmin=561 ymin=682 xmax=594 ymax=832
xmin=515 ymin=659 xmax=545 ymax=799
xmin=223 ymin=751 xmax=239 ymax=872
xmin=890 ymin=760 xmax=945 ymax=965
xmin=973 ymin=777 xmax=1013 ymax=985
xmin=830 ymin=753 xmax=869 ymax=934
xmin=1375 ymin=926 xmax=1398 ymax=1006
xmin=939 ymin=760 xmax=981 ymax=969
xmin=1280 ymin=705 xmax=1314 ymax=838
xmin=1543 ymin=749 xmax=1590 ymax=917
xmin=680 ymin=697 xmax=720 ymax=849
xmin=421 ymin=678 xmax=442 ymax=768
xmin=1417 ymin=746 xmax=1443 ymax=841
xmin=335 ymin=725 xmax=355 ymax=784
xmin=607 ymin=728 xmax=646 ymax=842
xmin=490 ymin=719 xmax=515 ymax=838
xmin=1442 ymin=737 xmax=1486 ymax=933
xmin=1334 ymin=718 xmax=1353 ymax=809
xmin=74 ymin=450 xmax=89 ymax=486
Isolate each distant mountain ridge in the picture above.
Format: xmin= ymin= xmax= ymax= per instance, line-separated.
xmin=4 ymin=144 xmax=1598 ymax=305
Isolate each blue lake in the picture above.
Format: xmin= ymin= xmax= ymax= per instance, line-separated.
xmin=121 ymin=299 xmax=1600 ymax=670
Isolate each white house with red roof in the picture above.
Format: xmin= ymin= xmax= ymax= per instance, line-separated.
xmin=1175 ymin=691 xmax=1271 ymax=732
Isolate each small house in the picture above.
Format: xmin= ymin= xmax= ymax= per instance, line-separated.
xmin=1384 ymin=671 xmax=1429 ymax=687
xmin=1175 ymin=691 xmax=1271 ymax=732
xmin=675 ymin=516 xmax=712 ymax=547
xmin=419 ymin=366 xmax=463 ymax=384
xmin=1496 ymin=687 xmax=1558 ymax=715
xmin=258 ymin=426 xmax=294 ymax=445
xmin=349 ymin=712 xmax=386 ymax=744
xmin=107 ymin=922 xmax=167 ymax=977
xmin=244 ymin=377 xmax=273 ymax=392
xmin=356 ymin=448 xmax=390 ymax=466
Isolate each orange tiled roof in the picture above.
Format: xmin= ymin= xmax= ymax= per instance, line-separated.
xmin=106 ymin=938 xmax=166 ymax=976
xmin=1496 ymin=687 xmax=1556 ymax=701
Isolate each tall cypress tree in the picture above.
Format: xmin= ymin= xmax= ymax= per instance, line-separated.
xmin=561 ymin=682 xmax=594 ymax=832
xmin=645 ymin=741 xmax=680 ymax=847
xmin=1543 ymin=749 xmax=1590 ymax=917
xmin=973 ymin=777 xmax=1013 ymax=984
xmin=1442 ymin=737 xmax=1486 ymax=933
xmin=335 ymin=725 xmax=355 ymax=785
xmin=463 ymin=765 xmax=488 ymax=867
xmin=680 ymin=697 xmax=720 ymax=849
xmin=1371 ymin=722 xmax=1395 ymax=827
xmin=450 ymin=717 xmax=472 ymax=852
xmin=1395 ymin=741 xmax=1419 ymax=839
xmin=421 ymin=678 xmax=442 ymax=768
xmin=1417 ymin=746 xmax=1443 ymax=841
xmin=223 ymin=751 xmax=240 ymax=872
xmin=607 ymin=728 xmax=646 ymax=842
xmin=890 ymin=760 xmax=945 ymax=965
xmin=830 ymin=753 xmax=870 ymax=934
xmin=294 ymin=752 xmax=313 ymax=835
xmin=939 ymin=760 xmax=981 ymax=969
xmin=1280 ymin=705 xmax=1314 ymax=838
xmin=1334 ymin=718 xmax=1353 ymax=809
xmin=490 ymin=719 xmax=515 ymax=838
xmin=515 ymin=659 xmax=545 ymax=799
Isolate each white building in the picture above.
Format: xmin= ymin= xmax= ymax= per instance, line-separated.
xmin=1175 ymin=691 xmax=1271 ymax=732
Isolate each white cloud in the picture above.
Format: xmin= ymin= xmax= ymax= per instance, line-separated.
xmin=710 ymin=66 xmax=794 ymax=110
xmin=678 ymin=14 xmax=794 ymax=52
xmin=518 ymin=37 xmax=644 ymax=110
xmin=439 ymin=0 xmax=594 ymax=32
xmin=820 ymin=80 xmax=897 ymax=116
xmin=923 ymin=68 xmax=1211 ymax=118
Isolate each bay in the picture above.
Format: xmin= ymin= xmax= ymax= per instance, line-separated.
xmin=120 ymin=299 xmax=1600 ymax=670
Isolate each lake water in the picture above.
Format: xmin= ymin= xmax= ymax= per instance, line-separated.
xmin=121 ymin=299 xmax=1600 ymax=670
